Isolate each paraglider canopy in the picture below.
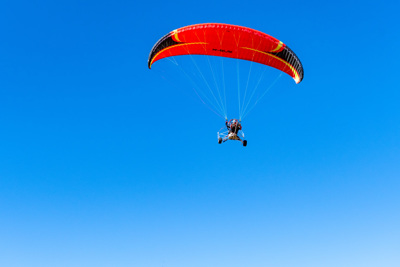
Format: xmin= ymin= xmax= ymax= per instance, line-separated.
xmin=148 ymin=23 xmax=303 ymax=83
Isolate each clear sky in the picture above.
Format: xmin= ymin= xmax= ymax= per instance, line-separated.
xmin=1 ymin=0 xmax=399 ymax=266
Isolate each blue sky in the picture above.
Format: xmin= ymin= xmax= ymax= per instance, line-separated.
xmin=1 ymin=0 xmax=399 ymax=266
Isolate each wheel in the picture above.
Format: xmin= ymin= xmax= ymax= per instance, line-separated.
xmin=243 ymin=140 xmax=247 ymax=147
xmin=218 ymin=137 xmax=222 ymax=144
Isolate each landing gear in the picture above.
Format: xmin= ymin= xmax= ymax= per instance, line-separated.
xmin=217 ymin=128 xmax=247 ymax=147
